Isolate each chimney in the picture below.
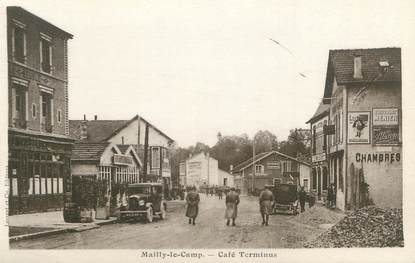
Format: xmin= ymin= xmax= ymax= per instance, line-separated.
xmin=80 ymin=119 xmax=87 ymax=140
xmin=353 ymin=55 xmax=363 ymax=79
xmin=94 ymin=115 xmax=98 ymax=120
xmin=83 ymin=114 xmax=86 ymax=121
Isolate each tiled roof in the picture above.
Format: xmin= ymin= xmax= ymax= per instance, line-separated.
xmin=69 ymin=115 xmax=174 ymax=143
xmin=306 ymin=102 xmax=330 ymax=124
xmin=232 ymin=152 xmax=271 ymax=172
xmin=72 ymin=142 xmax=109 ymax=162
xmin=328 ymin=47 xmax=401 ymax=85
xmin=69 ymin=120 xmax=129 ymax=142
xmin=232 ymin=151 xmax=311 ymax=173
xmin=116 ymin=144 xmax=145 ymax=164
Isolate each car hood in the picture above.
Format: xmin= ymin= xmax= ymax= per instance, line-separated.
xmin=129 ymin=194 xmax=150 ymax=199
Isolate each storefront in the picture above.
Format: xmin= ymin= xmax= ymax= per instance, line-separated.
xmin=8 ymin=129 xmax=73 ymax=215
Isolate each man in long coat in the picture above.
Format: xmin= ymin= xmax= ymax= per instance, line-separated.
xmin=186 ymin=186 xmax=200 ymax=225
xmin=225 ymin=187 xmax=240 ymax=226
xmin=259 ymin=186 xmax=274 ymax=226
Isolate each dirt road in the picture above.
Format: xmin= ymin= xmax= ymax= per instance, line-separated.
xmin=10 ymin=195 xmax=343 ymax=249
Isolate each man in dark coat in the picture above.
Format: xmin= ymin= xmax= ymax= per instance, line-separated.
xmin=185 ymin=186 xmax=200 ymax=225
xmin=225 ymin=187 xmax=240 ymax=226
xmin=327 ymin=183 xmax=336 ymax=209
xmin=298 ymin=186 xmax=307 ymax=213
xmin=259 ymin=187 xmax=274 ymax=226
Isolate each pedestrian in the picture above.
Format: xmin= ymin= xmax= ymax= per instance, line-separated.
xmin=328 ymin=183 xmax=336 ymax=209
xmin=225 ymin=187 xmax=240 ymax=226
xmin=217 ymin=188 xmax=223 ymax=199
xmin=206 ymin=186 xmax=209 ymax=196
xmin=186 ymin=186 xmax=200 ymax=225
xmin=259 ymin=186 xmax=274 ymax=226
xmin=298 ymin=186 xmax=307 ymax=213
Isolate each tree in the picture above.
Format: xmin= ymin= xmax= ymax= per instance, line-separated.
xmin=278 ymin=128 xmax=311 ymax=159
xmin=253 ymin=130 xmax=278 ymax=154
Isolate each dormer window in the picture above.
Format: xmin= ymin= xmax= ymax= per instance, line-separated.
xmin=40 ymin=33 xmax=53 ymax=74
xmin=11 ymin=19 xmax=27 ymax=64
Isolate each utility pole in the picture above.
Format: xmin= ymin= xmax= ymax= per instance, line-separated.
xmin=137 ymin=115 xmax=141 ymax=182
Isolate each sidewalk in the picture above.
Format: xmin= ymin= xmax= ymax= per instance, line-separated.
xmin=8 ymin=211 xmax=116 ymax=242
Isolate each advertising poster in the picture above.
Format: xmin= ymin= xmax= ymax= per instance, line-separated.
xmin=347 ymin=112 xmax=370 ymax=144
xmin=372 ymin=108 xmax=400 ymax=145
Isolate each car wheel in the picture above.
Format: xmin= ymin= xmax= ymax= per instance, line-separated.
xmin=160 ymin=205 xmax=167 ymax=220
xmin=146 ymin=207 xmax=153 ymax=223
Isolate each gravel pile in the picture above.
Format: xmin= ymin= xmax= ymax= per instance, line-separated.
xmin=305 ymin=206 xmax=403 ymax=248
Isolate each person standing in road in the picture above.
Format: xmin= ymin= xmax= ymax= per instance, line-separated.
xmin=186 ymin=186 xmax=200 ymax=225
xmin=259 ymin=186 xmax=274 ymax=226
xmin=225 ymin=187 xmax=240 ymax=226
xmin=217 ymin=187 xmax=223 ymax=200
xmin=298 ymin=186 xmax=307 ymax=213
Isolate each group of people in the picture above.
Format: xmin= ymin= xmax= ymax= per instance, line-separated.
xmin=184 ymin=186 xmax=277 ymax=226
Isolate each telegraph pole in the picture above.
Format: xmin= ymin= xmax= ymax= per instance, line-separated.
xmin=251 ymin=135 xmax=256 ymax=194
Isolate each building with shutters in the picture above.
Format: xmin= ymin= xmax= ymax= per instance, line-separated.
xmin=7 ymin=7 xmax=74 ymax=214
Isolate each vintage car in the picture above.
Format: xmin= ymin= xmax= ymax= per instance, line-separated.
xmin=271 ymin=183 xmax=299 ymax=215
xmin=118 ymin=183 xmax=166 ymax=223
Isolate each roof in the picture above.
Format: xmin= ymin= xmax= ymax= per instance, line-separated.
xmin=69 ymin=115 xmax=174 ymax=143
xmin=323 ymin=47 xmax=401 ymax=98
xmin=71 ymin=142 xmax=109 ymax=162
xmin=306 ymin=102 xmax=330 ymax=124
xmin=8 ymin=7 xmax=73 ymax=39
xmin=232 ymin=151 xmax=311 ymax=173
xmin=116 ymin=144 xmax=143 ymax=167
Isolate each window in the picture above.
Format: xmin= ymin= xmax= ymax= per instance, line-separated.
xmin=151 ymin=147 xmax=160 ymax=168
xmin=282 ymin=161 xmax=291 ymax=172
xmin=12 ymin=20 xmax=26 ymax=63
xmin=40 ymin=92 xmax=53 ymax=132
xmin=32 ymin=103 xmax=37 ymax=119
xmin=13 ymin=84 xmax=27 ymax=128
xmin=312 ymin=169 xmax=317 ymax=190
xmin=273 ymin=178 xmax=282 ymax=185
xmin=255 ymin=165 xmax=264 ymax=174
xmin=57 ymin=109 xmax=61 ymax=123
xmin=40 ymin=33 xmax=52 ymax=73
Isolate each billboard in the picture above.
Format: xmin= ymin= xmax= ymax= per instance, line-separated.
xmin=347 ymin=112 xmax=370 ymax=144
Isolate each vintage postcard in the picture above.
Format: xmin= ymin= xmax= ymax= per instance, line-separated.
xmin=0 ymin=0 xmax=414 ymax=262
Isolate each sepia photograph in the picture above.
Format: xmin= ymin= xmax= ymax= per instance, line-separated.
xmin=0 ymin=0 xmax=414 ymax=262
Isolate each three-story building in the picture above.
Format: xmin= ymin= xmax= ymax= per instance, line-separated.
xmin=7 ymin=7 xmax=74 ymax=214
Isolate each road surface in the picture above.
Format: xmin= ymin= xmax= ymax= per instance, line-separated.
xmin=10 ymin=195 xmax=342 ymax=249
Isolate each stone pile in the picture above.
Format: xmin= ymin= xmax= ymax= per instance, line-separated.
xmin=305 ymin=206 xmax=403 ymax=248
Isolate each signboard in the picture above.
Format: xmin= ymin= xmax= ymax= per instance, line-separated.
xmin=113 ymin=154 xmax=133 ymax=166
xmin=267 ymin=162 xmax=280 ymax=169
xmin=323 ymin=125 xmax=335 ymax=135
xmin=373 ymin=108 xmax=399 ymax=126
xmin=373 ymin=127 xmax=399 ymax=145
xmin=372 ymin=108 xmax=400 ymax=145
xmin=348 ymin=112 xmax=370 ymax=144
xmin=312 ymin=153 xmax=326 ymax=163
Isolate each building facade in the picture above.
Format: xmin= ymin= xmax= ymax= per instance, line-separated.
xmin=232 ymin=151 xmax=311 ymax=195
xmin=69 ymin=115 xmax=174 ymax=194
xmin=306 ymin=103 xmax=330 ymax=201
xmin=7 ymin=7 xmax=74 ymax=214
xmin=309 ymin=47 xmax=402 ymax=211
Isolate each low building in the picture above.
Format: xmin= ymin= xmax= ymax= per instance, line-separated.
xmin=7 ymin=7 xmax=74 ymax=214
xmin=232 ymin=151 xmax=311 ymax=195
xmin=180 ymin=152 xmax=234 ymax=189
xmin=69 ymin=115 xmax=174 ymax=194
xmin=309 ymin=47 xmax=402 ymax=211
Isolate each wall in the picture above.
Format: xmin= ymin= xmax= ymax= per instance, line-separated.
xmin=218 ymin=169 xmax=234 ymax=187
xmin=7 ymin=8 xmax=70 ymax=136
xmin=71 ymin=164 xmax=98 ymax=176
xmin=345 ymin=83 xmax=402 ymax=208
xmin=184 ymin=153 xmax=219 ymax=187
xmin=108 ymin=119 xmax=171 ymax=147
xmin=299 ymin=164 xmax=311 ymax=190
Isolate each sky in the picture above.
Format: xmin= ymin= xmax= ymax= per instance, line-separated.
xmin=3 ymin=0 xmax=413 ymax=147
